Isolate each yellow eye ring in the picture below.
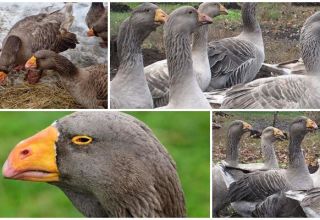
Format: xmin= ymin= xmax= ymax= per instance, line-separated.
xmin=71 ymin=135 xmax=93 ymax=145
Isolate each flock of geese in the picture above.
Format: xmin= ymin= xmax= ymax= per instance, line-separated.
xmin=111 ymin=2 xmax=320 ymax=109
xmin=0 ymin=3 xmax=107 ymax=108
xmin=213 ymin=116 xmax=320 ymax=217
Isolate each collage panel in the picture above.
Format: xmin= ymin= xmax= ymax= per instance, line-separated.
xmin=212 ymin=111 xmax=320 ymax=217
xmin=110 ymin=2 xmax=320 ymax=109
xmin=0 ymin=2 xmax=107 ymax=109
xmin=0 ymin=111 xmax=210 ymax=217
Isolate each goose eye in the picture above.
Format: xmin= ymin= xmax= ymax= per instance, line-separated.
xmin=72 ymin=135 xmax=93 ymax=145
xmin=188 ymin=11 xmax=193 ymax=14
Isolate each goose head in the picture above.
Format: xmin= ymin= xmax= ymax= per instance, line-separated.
xmin=129 ymin=3 xmax=167 ymax=35
xmin=25 ymin=50 xmax=58 ymax=71
xmin=165 ymin=6 xmax=213 ymax=35
xmin=228 ymin=120 xmax=252 ymax=137
xmin=2 ymin=112 xmax=185 ymax=217
xmin=289 ymin=116 xmax=318 ymax=137
xmin=198 ymin=2 xmax=228 ymax=18
xmin=261 ymin=127 xmax=287 ymax=142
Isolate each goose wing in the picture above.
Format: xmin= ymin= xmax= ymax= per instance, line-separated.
xmin=228 ymin=170 xmax=290 ymax=202
xmin=221 ymin=75 xmax=314 ymax=109
xmin=208 ymin=38 xmax=260 ymax=89
xmin=145 ymin=60 xmax=170 ymax=107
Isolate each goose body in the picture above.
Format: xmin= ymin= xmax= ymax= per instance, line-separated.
xmin=144 ymin=3 xmax=228 ymax=107
xmin=160 ymin=6 xmax=212 ymax=109
xmin=207 ymin=3 xmax=264 ymax=90
xmin=226 ymin=117 xmax=318 ymax=217
xmin=25 ymin=50 xmax=107 ymax=108
xmin=213 ymin=122 xmax=285 ymax=216
xmin=207 ymin=10 xmax=320 ymax=109
xmin=0 ymin=3 xmax=77 ymax=74
xmin=110 ymin=3 xmax=167 ymax=109
xmin=2 ymin=112 xmax=186 ymax=217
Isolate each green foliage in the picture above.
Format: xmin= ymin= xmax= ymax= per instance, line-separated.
xmin=0 ymin=111 xmax=210 ymax=217
xmin=110 ymin=3 xmax=241 ymax=35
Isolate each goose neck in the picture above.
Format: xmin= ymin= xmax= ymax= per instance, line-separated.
xmin=225 ymin=131 xmax=242 ymax=166
xmin=288 ymin=132 xmax=308 ymax=171
xmin=117 ymin=21 xmax=144 ymax=66
xmin=192 ymin=26 xmax=208 ymax=52
xmin=165 ymin=32 xmax=197 ymax=98
xmin=54 ymin=55 xmax=78 ymax=78
xmin=242 ymin=3 xmax=260 ymax=33
xmin=116 ymin=21 xmax=144 ymax=78
xmin=261 ymin=138 xmax=279 ymax=169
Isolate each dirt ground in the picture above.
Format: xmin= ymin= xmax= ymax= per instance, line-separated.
xmin=111 ymin=3 xmax=320 ymax=76
xmin=213 ymin=112 xmax=320 ymax=171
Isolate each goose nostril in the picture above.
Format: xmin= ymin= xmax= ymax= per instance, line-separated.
xmin=20 ymin=149 xmax=30 ymax=157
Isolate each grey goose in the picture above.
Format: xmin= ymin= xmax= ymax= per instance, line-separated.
xmin=207 ymin=2 xmax=264 ymax=90
xmin=213 ymin=121 xmax=285 ymax=216
xmin=145 ymin=3 xmax=228 ymax=107
xmin=226 ymin=117 xmax=318 ymax=217
xmin=25 ymin=50 xmax=107 ymax=108
xmin=2 ymin=112 xmax=186 ymax=217
xmin=206 ymin=11 xmax=320 ymax=109
xmin=110 ymin=3 xmax=167 ymax=109
xmin=159 ymin=6 xmax=212 ymax=109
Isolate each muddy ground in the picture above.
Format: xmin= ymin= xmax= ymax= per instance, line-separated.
xmin=110 ymin=3 xmax=320 ymax=77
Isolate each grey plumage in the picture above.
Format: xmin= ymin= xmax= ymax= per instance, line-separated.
xmin=227 ymin=117 xmax=316 ymax=216
xmin=111 ymin=3 xmax=165 ymax=109
xmin=208 ymin=10 xmax=320 ymax=109
xmin=27 ymin=50 xmax=107 ymax=108
xmin=160 ymin=6 xmax=211 ymax=109
xmin=300 ymin=11 xmax=320 ymax=73
xmin=145 ymin=3 xmax=227 ymax=107
xmin=207 ymin=2 xmax=264 ymax=90
xmin=3 ymin=111 xmax=186 ymax=217
xmin=54 ymin=112 xmax=186 ymax=217
xmin=213 ymin=123 xmax=284 ymax=216
xmin=0 ymin=3 xmax=78 ymax=73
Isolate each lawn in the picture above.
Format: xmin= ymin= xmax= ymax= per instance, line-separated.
xmin=0 ymin=111 xmax=210 ymax=217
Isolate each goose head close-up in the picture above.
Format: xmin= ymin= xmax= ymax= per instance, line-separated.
xmin=2 ymin=112 xmax=186 ymax=217
xmin=25 ymin=50 xmax=76 ymax=76
xmin=120 ymin=3 xmax=167 ymax=49
xmin=198 ymin=2 xmax=228 ymax=18
xmin=165 ymin=6 xmax=213 ymax=35
xmin=261 ymin=127 xmax=287 ymax=142
xmin=289 ymin=116 xmax=318 ymax=137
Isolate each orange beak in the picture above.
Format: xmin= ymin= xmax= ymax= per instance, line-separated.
xmin=2 ymin=126 xmax=59 ymax=182
xmin=198 ymin=12 xmax=213 ymax=25
xmin=0 ymin=71 xmax=7 ymax=84
xmin=306 ymin=118 xmax=318 ymax=131
xmin=219 ymin=4 xmax=228 ymax=15
xmin=25 ymin=56 xmax=37 ymax=69
xmin=154 ymin=8 xmax=168 ymax=24
xmin=87 ymin=28 xmax=95 ymax=37
xmin=242 ymin=122 xmax=253 ymax=131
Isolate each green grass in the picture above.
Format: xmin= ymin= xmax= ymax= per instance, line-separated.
xmin=0 ymin=111 xmax=210 ymax=217
xmin=110 ymin=3 xmax=240 ymax=35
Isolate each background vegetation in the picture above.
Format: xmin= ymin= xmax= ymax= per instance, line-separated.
xmin=0 ymin=111 xmax=210 ymax=217
xmin=111 ymin=2 xmax=320 ymax=73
